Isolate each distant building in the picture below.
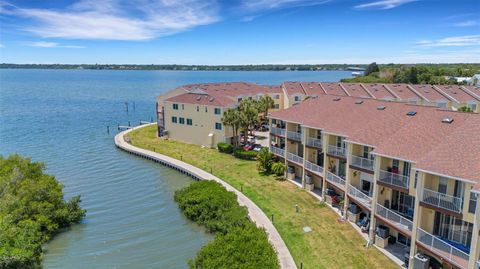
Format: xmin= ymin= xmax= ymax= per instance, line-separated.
xmin=156 ymin=82 xmax=480 ymax=147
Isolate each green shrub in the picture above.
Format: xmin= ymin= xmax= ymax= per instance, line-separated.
xmin=189 ymin=223 xmax=278 ymax=269
xmin=257 ymin=148 xmax=274 ymax=174
xmin=271 ymin=162 xmax=286 ymax=178
xmin=0 ymin=155 xmax=86 ymax=268
xmin=233 ymin=148 xmax=257 ymax=160
xmin=217 ymin=142 xmax=234 ymax=153
xmin=174 ymin=180 xmax=249 ymax=234
xmin=175 ymin=181 xmax=279 ymax=269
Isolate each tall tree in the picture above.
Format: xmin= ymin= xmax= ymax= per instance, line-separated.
xmin=222 ymin=108 xmax=241 ymax=146
xmin=258 ymin=95 xmax=275 ymax=123
xmin=239 ymin=100 xmax=259 ymax=141
xmin=364 ymin=62 xmax=379 ymax=76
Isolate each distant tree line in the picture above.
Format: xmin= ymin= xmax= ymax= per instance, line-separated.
xmin=342 ymin=63 xmax=480 ymax=85
xmin=0 ymin=63 xmax=364 ymax=71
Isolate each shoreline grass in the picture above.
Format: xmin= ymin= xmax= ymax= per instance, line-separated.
xmin=127 ymin=125 xmax=399 ymax=269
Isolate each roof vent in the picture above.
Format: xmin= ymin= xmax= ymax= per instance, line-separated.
xmin=442 ymin=118 xmax=454 ymax=124
xmin=209 ymin=97 xmax=215 ymax=102
xmin=406 ymin=111 xmax=417 ymax=116
xmin=355 ymin=100 xmax=364 ymax=104
xmin=377 ymin=106 xmax=386 ymax=110
xmin=333 ymin=97 xmax=341 ymax=101
xmin=196 ymin=96 xmax=202 ymax=101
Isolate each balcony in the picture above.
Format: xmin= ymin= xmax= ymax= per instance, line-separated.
xmin=286 ymin=152 xmax=303 ymax=165
xmin=306 ymin=137 xmax=322 ymax=148
xmin=347 ymin=184 xmax=372 ymax=208
xmin=287 ymin=131 xmax=302 ymax=142
xmin=327 ymin=145 xmax=346 ymax=158
xmin=351 ymin=155 xmax=374 ymax=171
xmin=417 ymin=228 xmax=469 ymax=269
xmin=375 ymin=203 xmax=413 ymax=233
xmin=305 ymin=160 xmax=323 ymax=176
xmin=270 ymin=146 xmax=285 ymax=157
xmin=378 ymin=170 xmax=409 ymax=190
xmin=270 ymin=127 xmax=285 ymax=137
xmin=422 ymin=188 xmax=463 ymax=214
xmin=326 ymin=171 xmax=346 ymax=190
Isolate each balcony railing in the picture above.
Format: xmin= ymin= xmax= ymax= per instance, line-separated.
xmin=270 ymin=127 xmax=286 ymax=137
xmin=326 ymin=171 xmax=346 ymax=190
xmin=422 ymin=188 xmax=463 ymax=213
xmin=287 ymin=131 xmax=302 ymax=142
xmin=417 ymin=228 xmax=469 ymax=269
xmin=327 ymin=145 xmax=346 ymax=158
xmin=347 ymin=184 xmax=372 ymax=208
xmin=378 ymin=170 xmax=409 ymax=189
xmin=306 ymin=137 xmax=322 ymax=148
xmin=375 ymin=203 xmax=413 ymax=232
xmin=351 ymin=155 xmax=374 ymax=171
xmin=286 ymin=152 xmax=303 ymax=165
xmin=269 ymin=146 xmax=285 ymax=157
xmin=305 ymin=160 xmax=323 ymax=175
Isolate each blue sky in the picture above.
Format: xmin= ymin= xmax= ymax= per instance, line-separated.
xmin=0 ymin=0 xmax=479 ymax=64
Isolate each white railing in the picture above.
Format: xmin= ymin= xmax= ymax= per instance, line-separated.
xmin=379 ymin=170 xmax=409 ymax=189
xmin=348 ymin=185 xmax=372 ymax=208
xmin=351 ymin=155 xmax=374 ymax=171
xmin=286 ymin=152 xmax=303 ymax=165
xmin=269 ymin=146 xmax=285 ymax=157
xmin=422 ymin=188 xmax=463 ymax=213
xmin=326 ymin=171 xmax=346 ymax=189
xmin=327 ymin=145 xmax=346 ymax=158
xmin=375 ymin=203 xmax=413 ymax=232
xmin=287 ymin=131 xmax=302 ymax=141
xmin=417 ymin=228 xmax=469 ymax=269
xmin=270 ymin=127 xmax=286 ymax=137
xmin=305 ymin=160 xmax=323 ymax=175
xmin=306 ymin=137 xmax=322 ymax=148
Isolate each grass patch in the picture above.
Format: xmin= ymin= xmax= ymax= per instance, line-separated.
xmin=127 ymin=125 xmax=399 ymax=269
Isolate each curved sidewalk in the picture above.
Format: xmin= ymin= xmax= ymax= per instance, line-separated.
xmin=114 ymin=124 xmax=297 ymax=269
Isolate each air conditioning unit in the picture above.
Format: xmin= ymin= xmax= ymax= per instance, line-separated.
xmin=305 ymin=175 xmax=312 ymax=185
xmin=413 ymin=253 xmax=429 ymax=269
xmin=349 ymin=203 xmax=359 ymax=214
xmin=376 ymin=225 xmax=389 ymax=239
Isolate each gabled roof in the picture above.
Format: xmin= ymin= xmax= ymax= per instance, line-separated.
xmin=269 ymin=95 xmax=480 ymax=187
xmin=435 ymin=85 xmax=480 ymax=103
xmin=361 ymin=83 xmax=397 ymax=100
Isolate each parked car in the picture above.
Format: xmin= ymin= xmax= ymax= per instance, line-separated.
xmin=243 ymin=144 xmax=255 ymax=151
xmin=252 ymin=144 xmax=263 ymax=151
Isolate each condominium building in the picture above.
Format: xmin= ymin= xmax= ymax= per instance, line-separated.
xmin=157 ymin=82 xmax=480 ymax=147
xmin=268 ymin=95 xmax=480 ymax=269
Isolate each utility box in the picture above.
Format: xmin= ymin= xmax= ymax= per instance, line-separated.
xmin=347 ymin=211 xmax=360 ymax=223
xmin=305 ymin=183 xmax=314 ymax=191
xmin=287 ymin=166 xmax=295 ymax=180
xmin=413 ymin=253 xmax=429 ymax=269
xmin=375 ymin=234 xmax=389 ymax=248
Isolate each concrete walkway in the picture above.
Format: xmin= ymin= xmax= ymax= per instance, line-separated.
xmin=114 ymin=124 xmax=297 ymax=269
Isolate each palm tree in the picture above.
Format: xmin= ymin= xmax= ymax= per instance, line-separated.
xmin=259 ymin=95 xmax=275 ymax=123
xmin=222 ymin=108 xmax=241 ymax=146
xmin=239 ymin=99 xmax=260 ymax=139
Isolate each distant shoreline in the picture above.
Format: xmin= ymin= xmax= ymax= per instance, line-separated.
xmin=0 ymin=63 xmax=363 ymax=71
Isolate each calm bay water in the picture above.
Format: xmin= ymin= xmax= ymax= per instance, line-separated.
xmin=0 ymin=69 xmax=351 ymax=268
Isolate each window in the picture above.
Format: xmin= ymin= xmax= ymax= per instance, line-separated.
xmin=173 ymin=104 xmax=179 ymax=110
xmin=434 ymin=212 xmax=473 ymax=248
xmin=294 ymin=95 xmax=301 ymax=102
xmin=362 ymin=146 xmax=369 ymax=159
xmin=414 ymin=172 xmax=419 ymax=188
xmin=469 ymin=192 xmax=477 ymax=214
xmin=187 ymin=118 xmax=193 ymax=125
xmin=215 ymin=122 xmax=222 ymax=130
xmin=214 ymin=108 xmax=221 ymax=115
xmin=469 ymin=103 xmax=477 ymax=111
xmin=438 ymin=177 xmax=448 ymax=194
xmin=274 ymin=104 xmax=280 ymax=109
xmin=182 ymin=104 xmax=184 ymax=110
xmin=179 ymin=117 xmax=185 ymax=124
xmin=237 ymin=97 xmax=242 ymax=102
xmin=171 ymin=116 xmax=177 ymax=123
xmin=205 ymin=107 xmax=208 ymax=113
xmin=248 ymin=96 xmax=253 ymax=100
xmin=403 ymin=162 xmax=411 ymax=178
xmin=336 ymin=136 xmax=345 ymax=148
xmin=273 ymin=94 xmax=280 ymax=100
xmin=392 ymin=159 xmax=399 ymax=173
xmin=196 ymin=106 xmax=199 ymax=112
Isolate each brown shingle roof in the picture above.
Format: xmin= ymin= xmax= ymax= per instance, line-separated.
xmin=361 ymin=83 xmax=397 ymax=100
xmin=435 ymin=85 xmax=480 ymax=103
xmin=269 ymin=95 xmax=480 ymax=186
xmin=165 ymin=92 xmax=236 ymax=107
xmin=383 ymin=84 xmax=422 ymax=102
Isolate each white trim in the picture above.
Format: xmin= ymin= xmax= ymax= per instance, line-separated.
xmin=414 ymin=168 xmax=477 ymax=185
xmin=344 ymin=140 xmax=376 ymax=148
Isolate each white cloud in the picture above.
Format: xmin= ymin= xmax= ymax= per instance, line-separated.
xmin=354 ymin=0 xmax=417 ymax=10
xmin=241 ymin=0 xmax=330 ymax=11
xmin=6 ymin=0 xmax=219 ymax=41
xmin=417 ymin=35 xmax=480 ymax=47
xmin=28 ymin=41 xmax=85 ymax=48
xmin=454 ymin=20 xmax=479 ymax=27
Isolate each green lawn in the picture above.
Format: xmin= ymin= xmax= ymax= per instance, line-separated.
xmin=127 ymin=125 xmax=399 ymax=269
